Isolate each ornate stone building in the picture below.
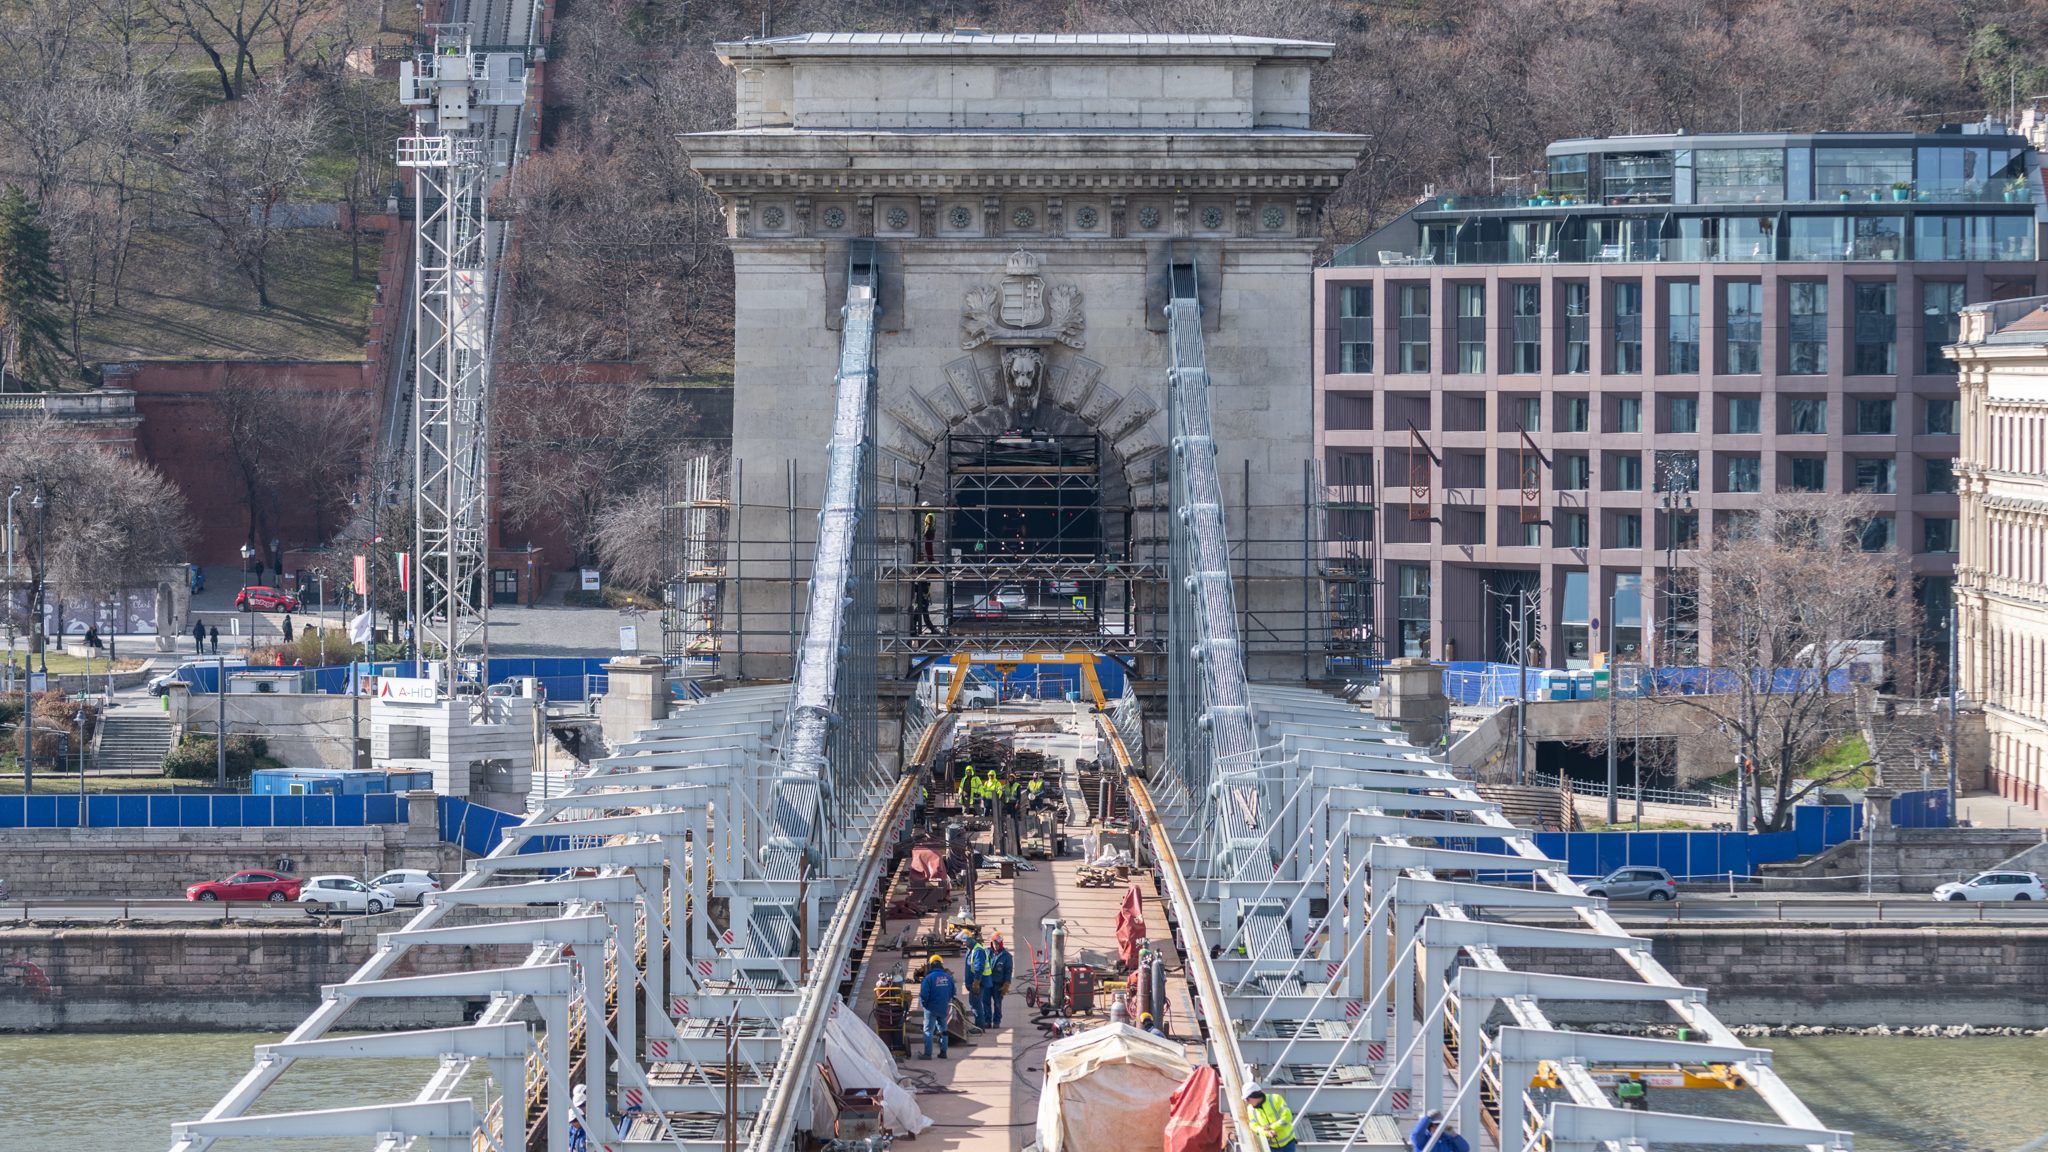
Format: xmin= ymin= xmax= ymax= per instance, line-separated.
xmin=1951 ymin=298 xmax=2048 ymax=812
xmin=687 ymin=33 xmax=1365 ymax=682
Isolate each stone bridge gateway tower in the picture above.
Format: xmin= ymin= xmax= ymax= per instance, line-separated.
xmin=687 ymin=32 xmax=1366 ymax=684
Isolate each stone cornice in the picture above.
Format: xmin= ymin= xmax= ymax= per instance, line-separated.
xmin=697 ymin=170 xmax=1353 ymax=192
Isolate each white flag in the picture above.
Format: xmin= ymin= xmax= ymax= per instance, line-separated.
xmin=347 ymin=610 xmax=375 ymax=645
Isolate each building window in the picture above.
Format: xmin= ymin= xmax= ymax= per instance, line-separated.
xmin=1614 ymin=395 xmax=1641 ymax=433
xmin=1518 ymin=518 xmax=1543 ymax=547
xmin=1816 ymin=147 xmax=1913 ymax=200
xmin=1922 ymin=282 xmax=1965 ymax=374
xmin=1327 ymin=392 xmax=1373 ymax=431
xmin=1695 ymin=148 xmax=1787 ymax=204
xmin=1725 ymin=281 xmax=1763 ymax=374
xmin=1854 ymin=398 xmax=1895 ymax=435
xmin=1728 ymin=396 xmax=1761 ymax=435
xmin=1611 ymin=512 xmax=1643 ymax=548
xmin=1613 ymin=453 xmax=1643 ymax=491
xmin=1855 ymin=457 xmax=1896 ymax=494
xmin=1457 ymin=284 xmax=1486 ymax=373
xmin=1788 ymin=397 xmax=1827 ymax=435
xmin=1337 ymin=284 xmax=1373 ymax=373
xmin=1656 ymin=450 xmax=1700 ymax=491
xmin=1789 ymin=457 xmax=1828 ymax=492
xmin=1564 ymin=282 xmax=1591 ymax=373
xmin=1924 ymin=397 xmax=1959 ymax=435
xmin=1511 ymin=395 xmax=1540 ymax=433
xmin=1614 ymin=281 xmax=1643 ymax=374
xmin=1853 ymin=281 xmax=1897 ymax=375
xmin=1725 ymin=455 xmax=1761 ymax=492
xmin=1561 ymin=453 xmax=1591 ymax=490
xmin=1563 ymin=396 xmax=1590 ymax=433
xmin=1666 ymin=280 xmax=1701 ymax=373
xmin=1398 ymin=284 xmax=1430 ymax=373
xmin=1924 ymin=457 xmax=1956 ymax=494
xmin=1859 ymin=515 xmax=1896 ymax=553
xmin=1561 ymin=510 xmax=1590 ymax=548
xmin=1788 ymin=282 xmax=1828 ymax=373
xmin=1668 ymin=395 xmax=1699 ymax=434
xmin=1510 ymin=283 xmax=1541 ymax=373
xmin=1398 ymin=564 xmax=1431 ymax=657
xmin=1673 ymin=511 xmax=1700 ymax=550
xmin=1923 ymin=517 xmax=1957 ymax=554
xmin=1561 ymin=569 xmax=1593 ymax=667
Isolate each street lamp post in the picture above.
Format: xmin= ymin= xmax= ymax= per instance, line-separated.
xmin=6 ymin=484 xmax=19 ymax=687
xmin=31 ymin=489 xmax=46 ymax=676
xmin=1657 ymin=467 xmax=1693 ymax=676
xmin=315 ymin=572 xmax=326 ymax=665
xmin=238 ymin=543 xmax=255 ymax=652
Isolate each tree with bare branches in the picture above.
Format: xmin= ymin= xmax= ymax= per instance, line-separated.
xmin=1666 ymin=493 xmax=1913 ymax=832
xmin=173 ymin=76 xmax=322 ymax=308
xmin=0 ymin=417 xmax=190 ymax=653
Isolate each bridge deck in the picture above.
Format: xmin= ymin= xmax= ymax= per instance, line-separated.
xmin=855 ymin=708 xmax=1203 ymax=1150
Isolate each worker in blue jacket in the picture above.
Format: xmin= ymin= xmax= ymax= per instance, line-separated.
xmin=919 ymin=953 xmax=957 ymax=1059
xmin=1409 ymin=1110 xmax=1444 ymax=1152
xmin=985 ymin=932 xmax=1014 ymax=1028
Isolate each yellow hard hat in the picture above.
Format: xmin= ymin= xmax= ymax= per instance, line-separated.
xmin=929 ymin=953 xmax=945 ymax=966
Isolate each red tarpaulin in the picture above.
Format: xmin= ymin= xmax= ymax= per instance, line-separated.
xmin=1163 ymin=1065 xmax=1224 ymax=1152
xmin=908 ymin=847 xmax=949 ymax=884
xmin=1115 ymin=882 xmax=1146 ymax=970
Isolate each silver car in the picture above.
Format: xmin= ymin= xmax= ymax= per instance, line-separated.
xmin=1584 ymin=866 xmax=1678 ymax=901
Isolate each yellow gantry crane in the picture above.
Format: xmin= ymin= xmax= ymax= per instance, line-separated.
xmin=939 ymin=649 xmax=1110 ymax=711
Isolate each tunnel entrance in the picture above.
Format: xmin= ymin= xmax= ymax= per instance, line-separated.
xmin=1536 ymin=736 xmax=1678 ymax=793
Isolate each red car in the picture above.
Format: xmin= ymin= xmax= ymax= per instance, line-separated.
xmin=235 ymin=585 xmax=301 ymax=612
xmin=187 ymin=871 xmax=303 ymax=902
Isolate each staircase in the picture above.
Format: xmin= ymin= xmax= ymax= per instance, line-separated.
xmin=94 ymin=711 xmax=175 ymax=775
xmin=1860 ymin=697 xmax=1948 ymax=790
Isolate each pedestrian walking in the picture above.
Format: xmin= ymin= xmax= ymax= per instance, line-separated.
xmin=920 ymin=501 xmax=936 ymax=562
xmin=192 ymin=619 xmax=206 ymax=653
xmin=985 ymin=932 xmax=1012 ymax=1028
xmin=281 ymin=615 xmax=294 ymax=644
xmin=207 ymin=625 xmax=219 ymax=655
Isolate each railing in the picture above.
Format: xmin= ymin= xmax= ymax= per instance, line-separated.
xmin=1355 ymin=235 xmax=2037 ymax=268
xmin=1529 ymin=770 xmax=1732 ymax=810
xmin=0 ymin=388 xmax=139 ymax=418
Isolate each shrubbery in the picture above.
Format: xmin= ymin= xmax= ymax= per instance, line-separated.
xmin=164 ymin=733 xmax=272 ymax=782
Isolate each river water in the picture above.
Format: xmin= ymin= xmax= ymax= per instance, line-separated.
xmin=0 ymin=1031 xmax=2041 ymax=1150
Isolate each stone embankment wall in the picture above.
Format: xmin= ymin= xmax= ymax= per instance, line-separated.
xmin=1508 ymin=925 xmax=2048 ymax=1027
xmin=0 ymin=826 xmax=464 ymax=899
xmin=1759 ymin=827 xmax=2044 ymax=892
xmin=0 ymin=908 xmax=532 ymax=1031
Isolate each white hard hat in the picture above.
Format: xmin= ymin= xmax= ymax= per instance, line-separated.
xmin=1243 ymin=1083 xmax=1266 ymax=1100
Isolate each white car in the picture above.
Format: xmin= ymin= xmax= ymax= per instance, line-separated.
xmin=299 ymin=875 xmax=396 ymax=914
xmin=993 ymin=584 xmax=1029 ymax=611
xmin=369 ymin=869 xmax=441 ymax=905
xmin=1933 ymin=871 xmax=2046 ymax=902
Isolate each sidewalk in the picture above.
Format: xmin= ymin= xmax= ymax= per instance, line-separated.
xmin=1957 ymin=790 xmax=2048 ymax=830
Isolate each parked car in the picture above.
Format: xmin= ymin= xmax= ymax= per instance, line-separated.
xmin=1933 ymin=871 xmax=2045 ymax=902
xmin=369 ymin=869 xmax=441 ymax=905
xmin=993 ymin=584 xmax=1029 ymax=611
xmin=1583 ymin=866 xmax=1678 ymax=901
xmin=235 ymin=585 xmax=301 ymax=612
xmin=186 ymin=871 xmax=302 ymax=903
xmin=298 ymin=875 xmax=395 ymax=914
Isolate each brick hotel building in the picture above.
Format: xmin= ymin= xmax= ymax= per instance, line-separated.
xmin=1313 ymin=125 xmax=2047 ymax=670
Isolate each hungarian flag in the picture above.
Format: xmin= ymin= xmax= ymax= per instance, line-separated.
xmin=351 ymin=554 xmax=368 ymax=596
xmin=396 ymin=552 xmax=412 ymax=593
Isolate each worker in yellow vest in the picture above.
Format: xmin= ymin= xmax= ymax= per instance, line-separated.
xmin=1244 ymin=1084 xmax=1297 ymax=1152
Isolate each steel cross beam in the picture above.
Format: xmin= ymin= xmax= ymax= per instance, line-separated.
xmin=1496 ymin=1026 xmax=1768 ymax=1145
xmin=1544 ymin=1103 xmax=1851 ymax=1150
xmin=173 ymin=1101 xmax=479 ymax=1152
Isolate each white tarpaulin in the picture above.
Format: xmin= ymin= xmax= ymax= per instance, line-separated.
xmin=803 ymin=996 xmax=934 ymax=1139
xmin=1034 ymin=1022 xmax=1193 ymax=1152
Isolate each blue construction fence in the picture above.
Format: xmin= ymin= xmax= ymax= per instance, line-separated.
xmin=1453 ymin=803 xmax=1868 ymax=882
xmin=1890 ymin=787 xmax=1951 ymax=828
xmin=1440 ymin=661 xmax=1858 ymax=707
xmin=172 ymin=657 xmax=619 ymax=701
xmin=0 ymin=792 xmax=549 ymax=858
xmin=958 ymin=659 xmax=1128 ymax=702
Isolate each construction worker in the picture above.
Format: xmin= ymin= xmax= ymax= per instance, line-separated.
xmin=1435 ymin=1119 xmax=1471 ymax=1152
xmin=1617 ymin=1074 xmax=1648 ymax=1111
xmin=911 ymin=580 xmax=935 ymax=635
xmin=920 ymin=501 xmax=936 ymax=561
xmin=965 ymin=936 xmax=994 ymax=1027
xmin=1408 ymin=1110 xmax=1443 ymax=1152
xmin=919 ymin=954 xmax=956 ymax=1059
xmin=985 ymin=932 xmax=1013 ymax=1028
xmin=958 ymin=764 xmax=976 ymax=806
xmin=1138 ymin=1011 xmax=1162 ymax=1036
xmin=1245 ymin=1084 xmax=1298 ymax=1152
xmin=1028 ymin=777 xmax=1044 ymax=807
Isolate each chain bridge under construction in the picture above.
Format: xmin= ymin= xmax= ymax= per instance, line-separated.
xmin=172 ymin=29 xmax=1853 ymax=1152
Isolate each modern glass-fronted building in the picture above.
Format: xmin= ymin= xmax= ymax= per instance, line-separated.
xmin=1315 ymin=124 xmax=2046 ymax=669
